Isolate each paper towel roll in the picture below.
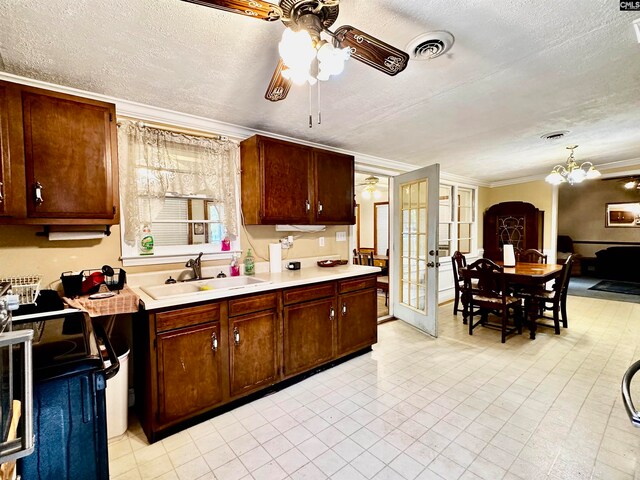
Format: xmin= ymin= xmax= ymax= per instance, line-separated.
xmin=503 ymin=244 xmax=516 ymax=267
xmin=269 ymin=243 xmax=282 ymax=273
xmin=48 ymin=231 xmax=106 ymax=241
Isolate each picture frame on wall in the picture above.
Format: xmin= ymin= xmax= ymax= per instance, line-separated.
xmin=606 ymin=202 xmax=640 ymax=227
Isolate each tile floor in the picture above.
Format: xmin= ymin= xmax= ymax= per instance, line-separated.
xmin=109 ymin=294 xmax=640 ymax=479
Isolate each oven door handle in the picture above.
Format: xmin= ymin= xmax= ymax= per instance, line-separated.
xmin=92 ymin=321 xmax=120 ymax=380
xmin=622 ymin=359 xmax=640 ymax=427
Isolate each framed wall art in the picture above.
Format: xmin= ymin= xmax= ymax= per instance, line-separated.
xmin=606 ymin=202 xmax=640 ymax=227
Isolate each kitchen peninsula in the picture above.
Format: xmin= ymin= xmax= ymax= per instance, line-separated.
xmin=129 ymin=263 xmax=380 ymax=442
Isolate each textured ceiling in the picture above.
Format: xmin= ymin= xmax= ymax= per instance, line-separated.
xmin=1 ymin=0 xmax=640 ymax=182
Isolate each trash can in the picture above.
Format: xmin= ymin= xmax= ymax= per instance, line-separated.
xmin=106 ymin=336 xmax=130 ymax=439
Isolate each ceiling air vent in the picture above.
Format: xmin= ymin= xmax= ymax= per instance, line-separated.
xmin=540 ymin=130 xmax=570 ymax=142
xmin=406 ymin=31 xmax=455 ymax=61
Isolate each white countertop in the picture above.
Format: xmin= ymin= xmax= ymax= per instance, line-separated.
xmin=130 ymin=264 xmax=380 ymax=311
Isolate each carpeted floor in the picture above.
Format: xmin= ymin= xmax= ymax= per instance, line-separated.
xmin=568 ymin=276 xmax=640 ymax=304
xmin=589 ymin=279 xmax=640 ymax=296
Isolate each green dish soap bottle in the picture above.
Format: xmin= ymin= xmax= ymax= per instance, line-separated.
xmin=244 ymin=248 xmax=255 ymax=276
xmin=140 ymin=225 xmax=154 ymax=256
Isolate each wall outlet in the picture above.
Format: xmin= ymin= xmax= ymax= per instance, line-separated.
xmin=280 ymin=237 xmax=291 ymax=249
xmin=319 ymin=236 xmax=325 ymax=247
xmin=335 ymin=231 xmax=347 ymax=242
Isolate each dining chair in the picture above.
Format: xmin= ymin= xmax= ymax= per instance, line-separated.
xmin=451 ymin=251 xmax=467 ymax=317
xmin=354 ymin=251 xmax=374 ymax=266
xmin=534 ymin=254 xmax=574 ymax=331
xmin=376 ymin=276 xmax=389 ymax=306
xmin=516 ymin=248 xmax=547 ymax=264
xmin=461 ymin=258 xmax=523 ymax=343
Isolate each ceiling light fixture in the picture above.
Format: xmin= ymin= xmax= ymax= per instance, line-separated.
xmin=359 ymin=175 xmax=382 ymax=200
xmin=278 ymin=28 xmax=351 ymax=85
xmin=624 ymin=179 xmax=640 ymax=190
xmin=545 ymin=145 xmax=601 ymax=185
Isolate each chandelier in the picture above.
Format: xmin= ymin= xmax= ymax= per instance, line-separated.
xmin=545 ymin=145 xmax=601 ymax=185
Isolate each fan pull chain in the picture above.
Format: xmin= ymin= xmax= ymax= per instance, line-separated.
xmin=308 ymin=81 xmax=313 ymax=128
xmin=317 ymin=79 xmax=321 ymax=125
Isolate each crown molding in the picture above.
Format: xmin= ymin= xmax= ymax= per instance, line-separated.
xmin=0 ymin=72 xmax=424 ymax=175
xmin=441 ymin=171 xmax=491 ymax=187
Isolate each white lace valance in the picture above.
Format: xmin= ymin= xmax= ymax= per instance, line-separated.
xmin=118 ymin=120 xmax=240 ymax=246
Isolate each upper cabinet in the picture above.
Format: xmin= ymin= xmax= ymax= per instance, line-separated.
xmin=0 ymin=80 xmax=119 ymax=225
xmin=240 ymin=135 xmax=355 ymax=225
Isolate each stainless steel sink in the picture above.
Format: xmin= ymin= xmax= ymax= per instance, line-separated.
xmin=141 ymin=276 xmax=270 ymax=300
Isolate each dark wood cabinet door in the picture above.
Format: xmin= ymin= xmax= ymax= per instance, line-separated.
xmin=0 ymin=84 xmax=10 ymax=216
xmin=283 ymin=297 xmax=335 ymax=377
xmin=483 ymin=201 xmax=544 ymax=261
xmin=260 ymin=137 xmax=312 ymax=224
xmin=314 ymin=149 xmax=355 ymax=224
xmin=21 ymin=90 xmax=117 ymax=219
xmin=157 ymin=322 xmax=224 ymax=424
xmin=337 ymin=288 xmax=377 ymax=356
xmin=229 ymin=310 xmax=278 ymax=397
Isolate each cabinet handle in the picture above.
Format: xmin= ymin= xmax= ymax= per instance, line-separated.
xmin=34 ymin=181 xmax=44 ymax=206
xmin=0 ymin=181 xmax=3 ymax=204
xmin=342 ymin=303 xmax=347 ymax=316
xmin=233 ymin=326 xmax=240 ymax=346
xmin=318 ymin=201 xmax=323 ymax=215
xmin=211 ymin=332 xmax=218 ymax=352
xmin=305 ymin=200 xmax=310 ymax=212
xmin=330 ymin=306 xmax=335 ymax=320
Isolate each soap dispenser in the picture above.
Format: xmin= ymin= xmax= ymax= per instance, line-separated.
xmin=244 ymin=249 xmax=255 ymax=276
xmin=230 ymin=254 xmax=240 ymax=277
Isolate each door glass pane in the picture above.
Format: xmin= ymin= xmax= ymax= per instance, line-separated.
xmin=399 ymin=179 xmax=428 ymax=313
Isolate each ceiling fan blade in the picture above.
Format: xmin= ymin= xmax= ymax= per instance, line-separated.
xmin=265 ymin=59 xmax=293 ymax=102
xmin=334 ymin=25 xmax=409 ymax=76
xmin=180 ymin=0 xmax=282 ymax=21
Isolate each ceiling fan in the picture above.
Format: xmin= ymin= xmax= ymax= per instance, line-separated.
xmin=358 ymin=175 xmax=382 ymax=199
xmin=180 ymin=0 xmax=410 ymax=102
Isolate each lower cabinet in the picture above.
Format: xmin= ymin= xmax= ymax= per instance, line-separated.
xmin=229 ymin=310 xmax=279 ymax=397
xmin=157 ymin=322 xmax=223 ymax=423
xmin=283 ymin=297 xmax=336 ymax=377
xmin=136 ymin=275 xmax=377 ymax=443
xmin=337 ymin=288 xmax=378 ymax=356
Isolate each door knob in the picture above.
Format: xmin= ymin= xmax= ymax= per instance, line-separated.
xmin=427 ymin=262 xmax=435 ymax=268
xmin=429 ymin=250 xmax=436 ymax=256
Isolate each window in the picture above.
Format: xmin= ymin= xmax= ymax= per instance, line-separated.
xmin=438 ymin=183 xmax=477 ymax=259
xmin=118 ymin=120 xmax=240 ymax=266
xmin=150 ymin=198 xmax=229 ymax=247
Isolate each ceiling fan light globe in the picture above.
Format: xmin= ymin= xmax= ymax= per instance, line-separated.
xmin=279 ymin=28 xmax=316 ymax=71
xmin=361 ymin=189 xmax=371 ymax=200
xmin=316 ymin=70 xmax=330 ymax=81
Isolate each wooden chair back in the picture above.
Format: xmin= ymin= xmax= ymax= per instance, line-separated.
xmin=557 ymin=254 xmax=574 ymax=296
xmin=516 ymin=248 xmax=547 ymax=264
xmin=451 ymin=251 xmax=467 ymax=282
xmin=353 ymin=250 xmax=374 ymax=266
xmin=461 ymin=258 xmax=506 ymax=303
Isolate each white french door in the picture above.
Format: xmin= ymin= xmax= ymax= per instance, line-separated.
xmin=390 ymin=164 xmax=440 ymax=337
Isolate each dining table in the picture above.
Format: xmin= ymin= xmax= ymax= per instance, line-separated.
xmin=497 ymin=261 xmax=564 ymax=339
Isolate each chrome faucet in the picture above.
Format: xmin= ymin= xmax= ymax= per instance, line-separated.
xmin=185 ymin=252 xmax=204 ymax=280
